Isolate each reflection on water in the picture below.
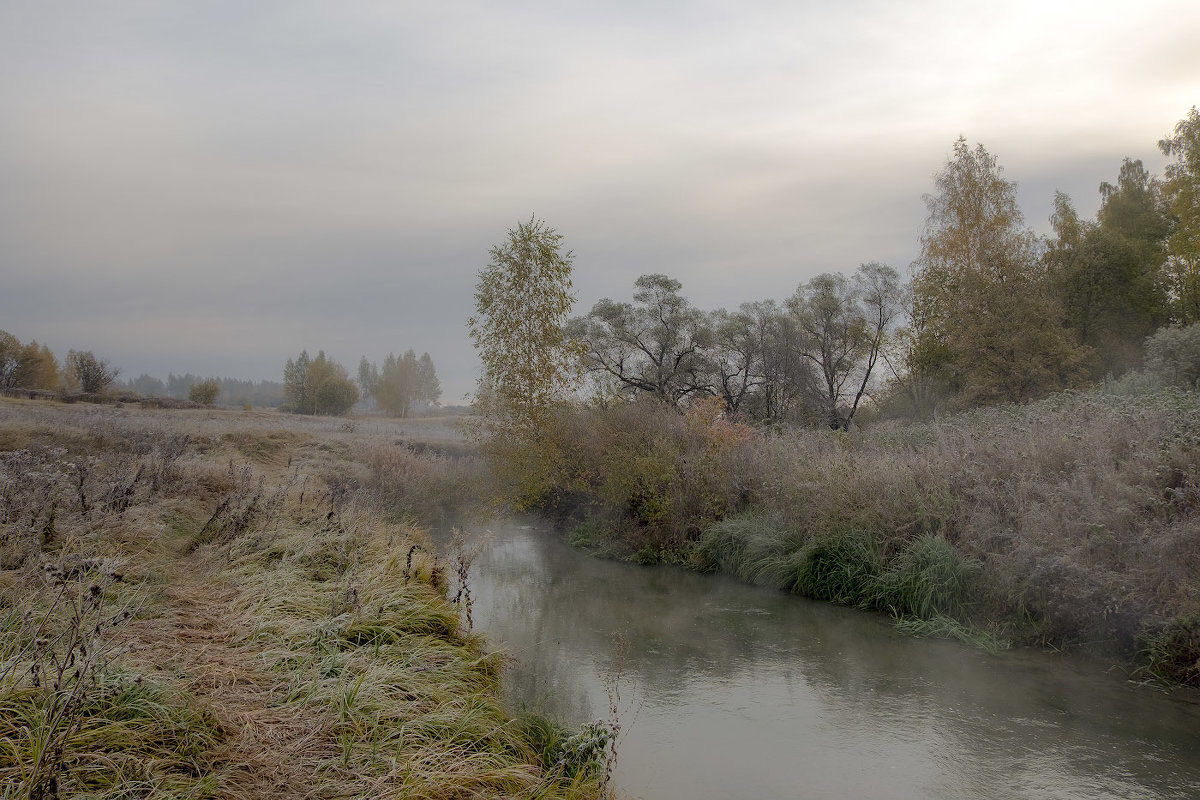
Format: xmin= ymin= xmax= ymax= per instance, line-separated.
xmin=443 ymin=520 xmax=1200 ymax=800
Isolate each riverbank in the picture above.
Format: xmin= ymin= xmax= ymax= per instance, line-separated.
xmin=502 ymin=383 xmax=1200 ymax=687
xmin=0 ymin=398 xmax=608 ymax=798
xmin=460 ymin=518 xmax=1200 ymax=800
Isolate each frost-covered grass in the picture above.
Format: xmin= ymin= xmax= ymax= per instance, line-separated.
xmin=0 ymin=397 xmax=602 ymax=799
xmin=537 ymin=386 xmax=1200 ymax=684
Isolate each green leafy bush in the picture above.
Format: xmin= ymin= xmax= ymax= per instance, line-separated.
xmin=554 ymin=720 xmax=616 ymax=779
xmin=188 ymin=379 xmax=220 ymax=405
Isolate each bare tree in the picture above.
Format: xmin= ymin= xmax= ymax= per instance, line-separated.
xmin=787 ymin=263 xmax=903 ymax=429
xmin=571 ymin=274 xmax=713 ymax=407
xmin=0 ymin=330 xmax=20 ymax=389
xmin=66 ymin=350 xmax=119 ymax=394
xmin=848 ymin=262 xmax=905 ymax=422
xmin=705 ymin=306 xmax=763 ymax=414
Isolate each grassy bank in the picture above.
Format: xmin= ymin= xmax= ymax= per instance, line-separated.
xmin=509 ymin=385 xmax=1200 ymax=686
xmin=0 ymin=399 xmax=610 ymax=798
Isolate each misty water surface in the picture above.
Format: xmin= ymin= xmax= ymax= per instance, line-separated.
xmin=445 ymin=519 xmax=1200 ymax=800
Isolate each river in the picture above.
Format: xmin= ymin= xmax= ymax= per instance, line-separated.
xmin=446 ymin=519 xmax=1200 ymax=799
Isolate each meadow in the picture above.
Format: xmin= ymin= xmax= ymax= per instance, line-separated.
xmin=4 ymin=374 xmax=1197 ymax=800
xmin=0 ymin=398 xmax=610 ymax=799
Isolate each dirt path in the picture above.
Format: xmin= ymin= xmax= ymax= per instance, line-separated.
xmin=120 ymin=564 xmax=344 ymax=798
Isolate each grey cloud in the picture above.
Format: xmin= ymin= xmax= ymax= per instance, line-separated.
xmin=2 ymin=1 xmax=1197 ymax=402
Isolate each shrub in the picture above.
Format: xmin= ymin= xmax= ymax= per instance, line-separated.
xmin=548 ymin=400 xmax=755 ymax=553
xmin=598 ymin=429 xmax=680 ymax=529
xmin=357 ymin=442 xmax=482 ymax=523
xmin=65 ymin=350 xmax=118 ymax=394
xmin=314 ymin=376 xmax=359 ymax=416
xmin=188 ymin=379 xmax=220 ymax=405
xmin=554 ymin=720 xmax=616 ymax=780
xmin=1145 ymin=323 xmax=1200 ymax=389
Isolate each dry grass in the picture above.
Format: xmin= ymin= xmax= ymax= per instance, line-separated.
xmin=0 ymin=396 xmax=598 ymax=799
xmin=745 ymin=388 xmax=1200 ymax=657
xmin=531 ymin=386 xmax=1200 ymax=681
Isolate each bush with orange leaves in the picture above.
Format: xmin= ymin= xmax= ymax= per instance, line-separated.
xmin=524 ymin=398 xmax=759 ymax=560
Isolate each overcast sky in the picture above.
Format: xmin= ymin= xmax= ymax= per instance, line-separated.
xmin=1 ymin=1 xmax=1197 ymax=403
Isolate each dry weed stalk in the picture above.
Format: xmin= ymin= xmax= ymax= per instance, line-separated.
xmin=598 ymin=632 xmax=632 ymax=798
xmin=449 ymin=528 xmax=490 ymax=631
xmin=4 ymin=563 xmax=133 ymax=798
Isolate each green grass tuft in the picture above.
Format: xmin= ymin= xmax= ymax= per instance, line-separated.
xmin=892 ymin=615 xmax=1007 ymax=653
xmin=795 ymin=531 xmax=881 ymax=604
xmin=695 ymin=512 xmax=808 ymax=590
xmin=871 ymin=534 xmax=979 ymax=619
xmin=1135 ymin=616 xmax=1200 ymax=687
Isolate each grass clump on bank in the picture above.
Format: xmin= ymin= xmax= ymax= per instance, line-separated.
xmin=1136 ymin=616 xmax=1200 ymax=687
xmin=693 ymin=513 xmax=807 ymax=590
xmin=871 ymin=534 xmax=979 ymax=620
xmin=697 ymin=515 xmax=983 ymax=631
xmin=794 ymin=531 xmax=882 ymax=605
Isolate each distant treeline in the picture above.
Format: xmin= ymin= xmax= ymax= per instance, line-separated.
xmin=280 ymin=349 xmax=442 ymax=417
xmin=120 ymin=374 xmax=287 ymax=408
xmin=0 ymin=330 xmax=289 ymax=407
xmin=1 ymin=330 xmax=450 ymax=417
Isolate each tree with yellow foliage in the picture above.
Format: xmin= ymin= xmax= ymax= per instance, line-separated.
xmin=1159 ymin=106 xmax=1200 ymax=324
xmin=468 ymin=217 xmax=582 ymax=506
xmin=909 ymin=139 xmax=1089 ymax=409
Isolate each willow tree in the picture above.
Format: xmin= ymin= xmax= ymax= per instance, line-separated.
xmin=65 ymin=350 xmax=119 ymax=394
xmin=468 ymin=217 xmax=581 ymax=505
xmin=910 ymin=138 xmax=1088 ymax=409
xmin=787 ymin=263 xmax=903 ymax=429
xmin=570 ymin=273 xmax=713 ymax=407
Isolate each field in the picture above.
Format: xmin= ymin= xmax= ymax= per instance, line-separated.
xmin=0 ymin=398 xmax=608 ymax=799
xmin=6 ymin=378 xmax=1198 ymax=799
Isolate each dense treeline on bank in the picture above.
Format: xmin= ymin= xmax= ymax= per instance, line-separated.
xmin=560 ymin=110 xmax=1200 ymax=429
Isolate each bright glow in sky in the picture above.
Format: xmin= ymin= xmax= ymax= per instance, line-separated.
xmin=2 ymin=1 xmax=1197 ymax=402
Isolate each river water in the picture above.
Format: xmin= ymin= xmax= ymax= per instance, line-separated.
xmin=450 ymin=519 xmax=1200 ymax=799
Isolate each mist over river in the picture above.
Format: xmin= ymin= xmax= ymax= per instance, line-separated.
xmin=444 ymin=519 xmax=1200 ymax=800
